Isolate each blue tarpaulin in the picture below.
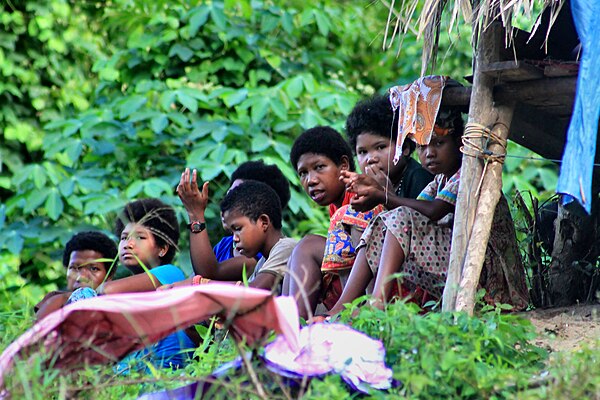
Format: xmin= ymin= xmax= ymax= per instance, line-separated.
xmin=556 ymin=0 xmax=600 ymax=213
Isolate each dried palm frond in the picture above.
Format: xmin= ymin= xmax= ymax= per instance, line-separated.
xmin=383 ymin=0 xmax=566 ymax=75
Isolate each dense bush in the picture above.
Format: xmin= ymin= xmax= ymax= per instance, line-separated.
xmin=0 ymin=0 xmax=473 ymax=293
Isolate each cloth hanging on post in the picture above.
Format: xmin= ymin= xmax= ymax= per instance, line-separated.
xmin=388 ymin=75 xmax=447 ymax=163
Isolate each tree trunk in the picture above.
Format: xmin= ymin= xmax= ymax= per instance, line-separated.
xmin=546 ymin=200 xmax=594 ymax=306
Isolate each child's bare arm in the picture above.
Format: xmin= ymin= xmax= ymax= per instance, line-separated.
xmin=248 ymin=272 xmax=277 ymax=291
xmin=350 ymin=184 xmax=454 ymax=221
xmin=156 ymin=276 xmax=194 ymax=290
xmin=395 ymin=198 xmax=454 ymax=221
xmin=100 ymin=271 xmax=162 ymax=294
xmin=211 ymin=257 xmax=257 ymax=281
xmin=36 ymin=292 xmax=71 ymax=320
xmin=341 ymin=169 xmax=451 ymax=220
xmin=178 ymin=168 xmax=259 ymax=281
xmin=177 ymin=168 xmax=221 ymax=277
xmin=340 ymin=170 xmax=390 ymax=211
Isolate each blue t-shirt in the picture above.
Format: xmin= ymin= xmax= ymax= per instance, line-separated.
xmin=213 ymin=236 xmax=263 ymax=262
xmin=117 ymin=264 xmax=194 ymax=373
xmin=213 ymin=236 xmax=235 ymax=262
xmin=151 ymin=263 xmax=186 ymax=285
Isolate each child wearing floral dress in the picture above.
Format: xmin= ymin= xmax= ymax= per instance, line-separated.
xmin=323 ymin=76 xmax=529 ymax=316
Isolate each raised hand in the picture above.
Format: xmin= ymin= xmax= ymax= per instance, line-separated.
xmin=363 ymin=164 xmax=395 ymax=195
xmin=340 ymin=170 xmax=387 ymax=211
xmin=176 ymin=168 xmax=210 ymax=220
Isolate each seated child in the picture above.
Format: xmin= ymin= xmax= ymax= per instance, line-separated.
xmin=342 ymin=94 xmax=434 ymax=211
xmin=220 ymin=180 xmax=296 ymax=293
xmin=45 ymin=198 xmax=195 ymax=370
xmin=285 ymin=94 xmax=435 ymax=319
xmin=111 ymin=198 xmax=195 ymax=371
xmin=324 ymin=76 xmax=529 ymax=316
xmin=282 ymin=126 xmax=355 ymax=319
xmin=319 ymin=95 xmax=435 ymax=312
xmin=166 ymin=180 xmax=296 ymax=294
xmin=177 ymin=160 xmax=290 ymax=281
xmin=35 ymin=231 xmax=118 ymax=319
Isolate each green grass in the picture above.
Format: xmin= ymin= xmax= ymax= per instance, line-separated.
xmin=2 ymin=286 xmax=600 ymax=399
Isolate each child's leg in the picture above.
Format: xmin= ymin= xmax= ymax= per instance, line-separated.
xmin=284 ymin=234 xmax=326 ymax=320
xmin=326 ymin=247 xmax=373 ymax=315
xmin=372 ymin=229 xmax=406 ymax=306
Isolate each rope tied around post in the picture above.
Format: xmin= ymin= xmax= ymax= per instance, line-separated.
xmin=460 ymin=122 xmax=508 ymax=197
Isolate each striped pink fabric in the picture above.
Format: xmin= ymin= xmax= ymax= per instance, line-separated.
xmin=0 ymin=284 xmax=299 ymax=388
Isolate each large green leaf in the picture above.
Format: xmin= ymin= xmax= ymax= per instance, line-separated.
xmin=188 ymin=6 xmax=210 ymax=36
xmin=285 ymin=76 xmax=304 ymax=99
xmin=45 ymin=189 xmax=63 ymax=221
xmin=251 ymin=133 xmax=271 ymax=152
xmin=4 ymin=231 xmax=24 ymax=254
xmin=176 ymin=90 xmax=198 ymax=113
xmin=251 ymin=97 xmax=269 ymax=123
xmin=24 ymin=189 xmax=49 ymax=214
xmin=151 ymin=114 xmax=169 ymax=133
xmin=169 ymin=44 xmax=194 ymax=62
xmin=221 ymin=88 xmax=248 ymax=107
xmin=118 ymin=95 xmax=147 ymax=119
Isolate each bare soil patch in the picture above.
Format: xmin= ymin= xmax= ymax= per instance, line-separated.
xmin=519 ymin=303 xmax=600 ymax=353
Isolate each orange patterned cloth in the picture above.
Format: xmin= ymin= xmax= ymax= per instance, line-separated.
xmin=389 ymin=75 xmax=447 ymax=163
xmin=322 ymin=204 xmax=385 ymax=272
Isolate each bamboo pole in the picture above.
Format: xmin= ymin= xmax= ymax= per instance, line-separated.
xmin=455 ymin=104 xmax=514 ymax=314
xmin=441 ymin=21 xmax=503 ymax=311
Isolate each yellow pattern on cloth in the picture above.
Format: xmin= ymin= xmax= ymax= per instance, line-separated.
xmin=389 ymin=75 xmax=447 ymax=163
xmin=322 ymin=204 xmax=385 ymax=272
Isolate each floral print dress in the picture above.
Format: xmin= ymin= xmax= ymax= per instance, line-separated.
xmin=358 ymin=169 xmax=529 ymax=310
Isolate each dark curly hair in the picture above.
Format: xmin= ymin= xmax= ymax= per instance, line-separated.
xmin=220 ymin=181 xmax=282 ymax=230
xmin=114 ymin=198 xmax=180 ymax=264
xmin=345 ymin=94 xmax=417 ymax=154
xmin=435 ymin=107 xmax=465 ymax=140
xmin=63 ymin=231 xmax=118 ymax=278
xmin=230 ymin=160 xmax=291 ymax=208
xmin=290 ymin=126 xmax=355 ymax=172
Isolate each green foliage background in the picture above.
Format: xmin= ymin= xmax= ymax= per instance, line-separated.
xmin=0 ymin=1 xmax=582 ymax=399
xmin=0 ymin=0 xmax=556 ymax=304
xmin=1 ymin=0 xmax=471 ymax=297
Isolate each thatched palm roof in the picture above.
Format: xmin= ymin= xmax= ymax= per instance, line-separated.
xmin=384 ymin=0 xmax=567 ymax=74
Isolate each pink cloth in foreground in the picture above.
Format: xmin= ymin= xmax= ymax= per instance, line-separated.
xmin=0 ymin=284 xmax=299 ymax=388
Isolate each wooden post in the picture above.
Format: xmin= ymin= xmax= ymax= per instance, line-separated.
xmin=454 ymin=104 xmax=514 ymax=314
xmin=441 ymin=22 xmax=502 ymax=311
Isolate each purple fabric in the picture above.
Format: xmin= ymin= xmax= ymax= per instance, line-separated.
xmin=137 ymin=324 xmax=396 ymax=399
xmin=263 ymin=323 xmax=393 ymax=393
xmin=137 ymin=357 xmax=244 ymax=399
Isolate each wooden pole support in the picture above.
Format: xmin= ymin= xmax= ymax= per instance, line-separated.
xmin=442 ymin=22 xmax=502 ymax=311
xmin=455 ymin=104 xmax=515 ymax=314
